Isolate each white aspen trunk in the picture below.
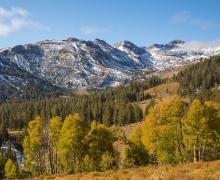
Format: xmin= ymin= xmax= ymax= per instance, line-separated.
xmin=193 ymin=139 xmax=197 ymax=163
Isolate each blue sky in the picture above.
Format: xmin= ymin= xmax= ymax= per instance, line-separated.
xmin=0 ymin=0 xmax=219 ymax=48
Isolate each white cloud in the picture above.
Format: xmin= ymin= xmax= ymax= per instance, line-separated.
xmin=171 ymin=11 xmax=218 ymax=30
xmin=0 ymin=6 xmax=28 ymax=18
xmin=80 ymin=26 xmax=110 ymax=35
xmin=0 ymin=6 xmax=49 ymax=37
xmin=171 ymin=11 xmax=190 ymax=24
xmin=181 ymin=40 xmax=220 ymax=50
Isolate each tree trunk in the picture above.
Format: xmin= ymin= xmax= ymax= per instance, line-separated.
xmin=193 ymin=138 xmax=197 ymax=163
xmin=201 ymin=141 xmax=208 ymax=161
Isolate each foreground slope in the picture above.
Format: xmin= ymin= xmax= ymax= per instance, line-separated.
xmin=37 ymin=160 xmax=220 ymax=180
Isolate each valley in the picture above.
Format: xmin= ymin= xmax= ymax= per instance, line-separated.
xmin=1 ymin=1 xmax=220 ymax=179
xmin=0 ymin=56 xmax=220 ymax=179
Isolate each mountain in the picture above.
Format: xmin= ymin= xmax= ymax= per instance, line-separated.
xmin=0 ymin=37 xmax=220 ymax=101
xmin=0 ymin=53 xmax=66 ymax=102
xmin=147 ymin=40 xmax=220 ymax=69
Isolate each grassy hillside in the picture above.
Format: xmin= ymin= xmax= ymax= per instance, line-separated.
xmin=38 ymin=160 xmax=220 ymax=180
xmin=137 ymin=81 xmax=185 ymax=113
xmin=144 ymin=81 xmax=179 ymax=101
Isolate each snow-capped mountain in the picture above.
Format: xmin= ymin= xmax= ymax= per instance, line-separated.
xmin=0 ymin=37 xmax=220 ymax=93
xmin=0 ymin=53 xmax=65 ymax=102
xmin=147 ymin=40 xmax=220 ymax=69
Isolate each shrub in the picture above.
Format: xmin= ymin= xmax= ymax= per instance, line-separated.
xmin=100 ymin=152 xmax=116 ymax=171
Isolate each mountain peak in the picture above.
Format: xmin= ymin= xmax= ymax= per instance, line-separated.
xmin=114 ymin=40 xmax=146 ymax=55
xmin=93 ymin=38 xmax=110 ymax=47
xmin=93 ymin=38 xmax=107 ymax=43
xmin=0 ymin=37 xmax=220 ymax=92
xmin=114 ymin=40 xmax=137 ymax=48
xmin=149 ymin=40 xmax=185 ymax=49
xmin=168 ymin=40 xmax=185 ymax=46
xmin=93 ymin=38 xmax=113 ymax=51
xmin=66 ymin=37 xmax=80 ymax=42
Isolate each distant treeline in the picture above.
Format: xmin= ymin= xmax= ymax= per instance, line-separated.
xmin=0 ymin=76 xmax=164 ymax=129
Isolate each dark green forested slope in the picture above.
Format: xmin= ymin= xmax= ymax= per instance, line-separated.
xmin=175 ymin=56 xmax=220 ymax=96
xmin=0 ymin=76 xmax=164 ymax=129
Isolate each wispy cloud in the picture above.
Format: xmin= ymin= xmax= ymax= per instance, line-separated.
xmin=171 ymin=11 xmax=218 ymax=30
xmin=181 ymin=39 xmax=220 ymax=50
xmin=80 ymin=26 xmax=110 ymax=35
xmin=0 ymin=6 xmax=49 ymax=37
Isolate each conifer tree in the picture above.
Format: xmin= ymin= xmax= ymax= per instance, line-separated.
xmin=0 ymin=152 xmax=5 ymax=178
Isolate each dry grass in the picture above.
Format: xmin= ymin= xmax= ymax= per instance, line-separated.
xmin=144 ymin=81 xmax=179 ymax=102
xmin=120 ymin=122 xmax=142 ymax=137
xmin=137 ymin=81 xmax=180 ymax=113
xmin=138 ymin=81 xmax=191 ymax=113
xmin=153 ymin=64 xmax=191 ymax=80
xmin=8 ymin=130 xmax=22 ymax=136
xmin=35 ymin=160 xmax=220 ymax=180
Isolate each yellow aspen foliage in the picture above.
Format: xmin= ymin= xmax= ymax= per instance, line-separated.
xmin=142 ymin=97 xmax=185 ymax=163
xmin=129 ymin=125 xmax=143 ymax=145
xmin=142 ymin=100 xmax=167 ymax=155
xmin=185 ymin=99 xmax=220 ymax=162
xmin=4 ymin=159 xmax=17 ymax=179
xmin=22 ymin=116 xmax=45 ymax=175
xmin=49 ymin=116 xmax=62 ymax=145
xmin=86 ymin=121 xmax=116 ymax=170
xmin=57 ymin=113 xmax=86 ymax=173
xmin=121 ymin=126 xmax=149 ymax=167
xmin=48 ymin=116 xmax=62 ymax=174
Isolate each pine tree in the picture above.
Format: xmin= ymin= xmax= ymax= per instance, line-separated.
xmin=0 ymin=152 xmax=5 ymax=178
